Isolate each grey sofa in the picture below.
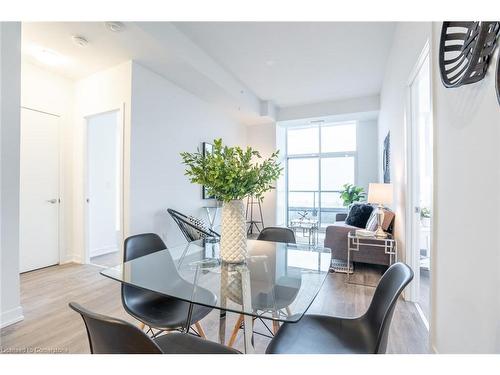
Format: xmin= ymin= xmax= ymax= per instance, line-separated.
xmin=324 ymin=211 xmax=395 ymax=266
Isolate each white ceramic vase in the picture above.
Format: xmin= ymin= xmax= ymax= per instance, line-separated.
xmin=220 ymin=199 xmax=247 ymax=263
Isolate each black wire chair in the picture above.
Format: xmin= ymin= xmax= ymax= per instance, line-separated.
xmin=167 ymin=208 xmax=220 ymax=242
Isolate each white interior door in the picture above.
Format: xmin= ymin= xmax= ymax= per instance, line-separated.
xmin=19 ymin=108 xmax=60 ymax=273
xmin=407 ymin=43 xmax=433 ymax=326
xmin=86 ymin=110 xmax=120 ymax=259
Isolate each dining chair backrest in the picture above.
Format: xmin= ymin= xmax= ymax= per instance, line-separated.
xmin=123 ymin=233 xmax=167 ymax=262
xmin=122 ymin=233 xmax=169 ymax=318
xmin=363 ymin=262 xmax=414 ymax=353
xmin=69 ymin=302 xmax=162 ymax=354
xmin=167 ymin=208 xmax=219 ymax=242
xmin=257 ymin=227 xmax=296 ymax=244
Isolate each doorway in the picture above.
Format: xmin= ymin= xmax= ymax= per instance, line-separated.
xmin=406 ymin=42 xmax=433 ymax=327
xmin=19 ymin=107 xmax=61 ymax=273
xmin=85 ymin=110 xmax=122 ymax=268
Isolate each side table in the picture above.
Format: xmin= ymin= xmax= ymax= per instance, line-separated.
xmin=346 ymin=231 xmax=397 ymax=286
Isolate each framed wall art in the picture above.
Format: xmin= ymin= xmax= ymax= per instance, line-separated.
xmin=383 ymin=131 xmax=391 ymax=184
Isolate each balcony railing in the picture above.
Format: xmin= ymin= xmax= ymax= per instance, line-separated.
xmin=287 ymin=190 xmax=348 ymax=229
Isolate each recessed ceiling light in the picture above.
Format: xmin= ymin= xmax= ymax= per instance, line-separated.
xmin=29 ymin=46 xmax=68 ymax=66
xmin=265 ymin=60 xmax=276 ymax=67
xmin=105 ymin=22 xmax=125 ymax=32
xmin=72 ymin=35 xmax=89 ymax=47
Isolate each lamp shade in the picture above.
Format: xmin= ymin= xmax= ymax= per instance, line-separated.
xmin=367 ymin=183 xmax=393 ymax=205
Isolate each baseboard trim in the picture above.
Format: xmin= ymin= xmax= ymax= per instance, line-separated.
xmin=0 ymin=306 xmax=24 ymax=329
xmin=90 ymin=246 xmax=118 ymax=258
xmin=414 ymin=302 xmax=429 ymax=331
xmin=60 ymin=254 xmax=83 ymax=265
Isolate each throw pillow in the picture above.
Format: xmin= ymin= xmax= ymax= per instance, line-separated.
xmin=345 ymin=203 xmax=374 ymax=228
xmin=365 ymin=208 xmax=395 ymax=232
xmin=381 ymin=209 xmax=395 ymax=231
xmin=186 ymin=215 xmax=209 ymax=240
xmin=365 ymin=210 xmax=378 ymax=231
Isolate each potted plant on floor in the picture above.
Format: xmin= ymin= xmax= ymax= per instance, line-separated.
xmin=181 ymin=139 xmax=282 ymax=263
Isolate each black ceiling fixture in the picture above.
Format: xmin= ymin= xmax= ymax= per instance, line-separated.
xmin=439 ymin=21 xmax=499 ymax=88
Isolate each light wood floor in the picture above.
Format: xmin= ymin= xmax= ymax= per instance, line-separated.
xmin=0 ymin=263 xmax=429 ymax=354
xmin=418 ymin=268 xmax=430 ymax=322
xmin=90 ymin=251 xmax=121 ymax=268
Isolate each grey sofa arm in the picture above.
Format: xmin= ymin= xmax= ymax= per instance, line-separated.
xmin=335 ymin=212 xmax=348 ymax=221
xmin=324 ymin=222 xmax=356 ymax=261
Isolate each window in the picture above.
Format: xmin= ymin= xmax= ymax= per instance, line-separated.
xmin=286 ymin=122 xmax=356 ymax=229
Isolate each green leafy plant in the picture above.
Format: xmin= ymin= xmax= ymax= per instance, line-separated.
xmin=420 ymin=207 xmax=431 ymax=219
xmin=339 ymin=183 xmax=366 ymax=207
xmin=181 ymin=138 xmax=283 ymax=202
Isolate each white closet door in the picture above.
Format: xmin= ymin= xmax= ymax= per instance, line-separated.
xmin=19 ymin=108 xmax=60 ymax=272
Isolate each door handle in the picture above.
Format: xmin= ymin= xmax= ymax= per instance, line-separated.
xmin=46 ymin=199 xmax=58 ymax=204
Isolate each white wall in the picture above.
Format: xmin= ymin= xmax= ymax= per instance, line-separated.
xmin=87 ymin=111 xmax=119 ymax=257
xmin=246 ymin=122 xmax=278 ymax=228
xmin=356 ymin=120 xmax=379 ymax=192
xmin=20 ymin=61 xmax=74 ymax=263
xmin=377 ymin=22 xmax=432 ymax=268
xmin=431 ymin=24 xmax=500 ymax=353
xmin=129 ymin=62 xmax=246 ymax=247
xmin=0 ymin=22 xmax=23 ymax=328
xmin=378 ymin=21 xmax=500 ymax=353
xmin=73 ymin=61 xmax=132 ymax=262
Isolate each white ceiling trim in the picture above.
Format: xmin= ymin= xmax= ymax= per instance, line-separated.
xmin=278 ymin=94 xmax=380 ymax=122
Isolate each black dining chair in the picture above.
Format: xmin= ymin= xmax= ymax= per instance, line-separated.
xmin=121 ymin=233 xmax=215 ymax=338
xmin=167 ymin=208 xmax=219 ymax=242
xmin=257 ymin=227 xmax=296 ymax=244
xmin=228 ymin=227 xmax=299 ymax=347
xmin=69 ymin=302 xmax=239 ymax=354
xmin=265 ymin=262 xmax=414 ymax=354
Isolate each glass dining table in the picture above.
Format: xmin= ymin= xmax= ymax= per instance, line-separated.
xmin=101 ymin=239 xmax=331 ymax=353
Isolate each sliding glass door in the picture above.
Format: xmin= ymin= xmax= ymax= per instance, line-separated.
xmin=286 ymin=122 xmax=357 ymax=229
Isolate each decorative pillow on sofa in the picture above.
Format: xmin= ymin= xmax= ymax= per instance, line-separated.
xmin=381 ymin=209 xmax=395 ymax=231
xmin=345 ymin=203 xmax=374 ymax=228
xmin=365 ymin=208 xmax=395 ymax=232
xmin=365 ymin=210 xmax=378 ymax=231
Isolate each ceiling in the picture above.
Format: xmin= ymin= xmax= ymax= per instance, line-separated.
xmin=174 ymin=22 xmax=396 ymax=107
xmin=22 ymin=22 xmax=144 ymax=80
xmin=21 ymin=22 xmax=396 ymax=116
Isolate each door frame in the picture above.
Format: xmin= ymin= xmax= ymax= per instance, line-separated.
xmin=404 ymin=39 xmax=434 ymax=318
xmin=83 ymin=104 xmax=125 ymax=265
xmin=19 ymin=106 xmax=62 ymax=271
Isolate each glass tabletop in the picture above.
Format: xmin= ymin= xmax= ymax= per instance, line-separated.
xmin=101 ymin=239 xmax=331 ymax=323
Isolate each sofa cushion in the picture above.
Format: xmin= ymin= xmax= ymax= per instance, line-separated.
xmin=345 ymin=204 xmax=373 ymax=228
